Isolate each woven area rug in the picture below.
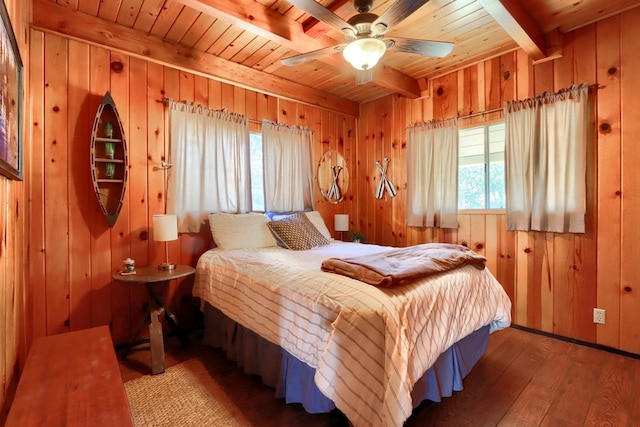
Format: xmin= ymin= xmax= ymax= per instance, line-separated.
xmin=124 ymin=358 xmax=252 ymax=427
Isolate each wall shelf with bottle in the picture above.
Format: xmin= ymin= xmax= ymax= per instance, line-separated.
xmin=90 ymin=91 xmax=128 ymax=227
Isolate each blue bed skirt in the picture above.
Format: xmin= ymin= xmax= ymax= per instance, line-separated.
xmin=202 ymin=303 xmax=490 ymax=414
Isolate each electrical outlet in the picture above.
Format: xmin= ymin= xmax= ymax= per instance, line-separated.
xmin=593 ymin=308 xmax=606 ymax=325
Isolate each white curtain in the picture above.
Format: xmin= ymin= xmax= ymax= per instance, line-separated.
xmin=167 ymin=100 xmax=250 ymax=232
xmin=262 ymin=120 xmax=314 ymax=212
xmin=406 ymin=117 xmax=459 ymax=228
xmin=505 ymin=83 xmax=588 ymax=233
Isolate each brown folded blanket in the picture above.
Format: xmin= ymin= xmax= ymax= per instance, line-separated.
xmin=321 ymin=243 xmax=486 ymax=288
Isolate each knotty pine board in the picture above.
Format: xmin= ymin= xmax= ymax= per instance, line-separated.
xmin=595 ymin=14 xmax=622 ymax=350
xmin=128 ymin=56 xmax=152 ymax=338
xmin=68 ymin=39 xmax=93 ymax=332
xmin=28 ymin=29 xmax=47 ymax=341
xmin=620 ymin=7 xmax=640 ymax=354
xmin=43 ymin=33 xmax=70 ymax=337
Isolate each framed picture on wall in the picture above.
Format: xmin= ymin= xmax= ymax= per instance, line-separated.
xmin=0 ymin=0 xmax=22 ymax=180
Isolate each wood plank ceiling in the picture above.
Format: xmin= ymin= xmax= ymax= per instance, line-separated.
xmin=34 ymin=0 xmax=640 ymax=109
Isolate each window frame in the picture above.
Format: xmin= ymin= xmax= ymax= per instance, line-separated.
xmin=458 ymin=118 xmax=506 ymax=213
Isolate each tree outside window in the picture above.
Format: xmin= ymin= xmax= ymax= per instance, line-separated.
xmin=458 ymin=123 xmax=505 ymax=210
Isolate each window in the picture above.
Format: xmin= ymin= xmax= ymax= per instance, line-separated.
xmin=249 ymin=131 xmax=264 ymax=211
xmin=458 ymin=123 xmax=505 ymax=209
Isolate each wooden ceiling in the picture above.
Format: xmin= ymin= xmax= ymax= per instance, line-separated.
xmin=34 ymin=0 xmax=640 ymax=111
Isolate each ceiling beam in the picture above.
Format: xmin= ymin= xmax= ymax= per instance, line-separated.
xmin=476 ymin=0 xmax=547 ymax=61
xmin=31 ymin=0 xmax=359 ymax=116
xmin=176 ymin=0 xmax=318 ymax=49
xmin=302 ymin=0 xmax=353 ymax=38
xmin=177 ymin=0 xmax=422 ymax=98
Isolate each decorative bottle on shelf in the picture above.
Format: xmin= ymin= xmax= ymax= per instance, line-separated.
xmin=103 ymin=121 xmax=115 ymax=159
xmin=105 ymin=162 xmax=115 ymax=178
xmin=104 ymin=120 xmax=114 ymax=138
xmin=104 ymin=142 xmax=115 ymax=159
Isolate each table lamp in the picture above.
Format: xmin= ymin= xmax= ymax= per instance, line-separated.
xmin=334 ymin=213 xmax=349 ymax=240
xmin=153 ymin=214 xmax=178 ymax=270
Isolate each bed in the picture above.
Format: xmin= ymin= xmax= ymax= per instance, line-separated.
xmin=193 ymin=211 xmax=512 ymax=427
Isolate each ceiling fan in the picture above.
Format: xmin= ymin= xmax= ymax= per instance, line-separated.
xmin=281 ymin=0 xmax=454 ymax=83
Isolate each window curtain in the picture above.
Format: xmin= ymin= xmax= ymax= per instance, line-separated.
xmin=406 ymin=117 xmax=459 ymax=228
xmin=166 ymin=100 xmax=250 ymax=232
xmin=505 ymin=83 xmax=588 ymax=233
xmin=262 ymin=120 xmax=314 ymax=212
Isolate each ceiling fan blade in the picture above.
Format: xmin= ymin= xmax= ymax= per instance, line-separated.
xmin=387 ymin=37 xmax=454 ymax=57
xmin=280 ymin=44 xmax=347 ymax=66
xmin=287 ymin=0 xmax=356 ymax=35
xmin=372 ymin=0 xmax=430 ymax=35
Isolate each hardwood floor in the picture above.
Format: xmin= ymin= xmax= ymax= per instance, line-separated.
xmin=118 ymin=327 xmax=640 ymax=426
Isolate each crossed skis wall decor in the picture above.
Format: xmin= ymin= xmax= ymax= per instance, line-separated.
xmin=375 ymin=158 xmax=396 ymax=199
xmin=325 ymin=165 xmax=343 ymax=201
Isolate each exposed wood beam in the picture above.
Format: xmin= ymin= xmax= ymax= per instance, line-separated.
xmin=31 ymin=0 xmax=359 ymax=116
xmin=477 ymin=0 xmax=547 ymax=61
xmin=176 ymin=0 xmax=314 ymax=49
xmin=302 ymin=0 xmax=353 ymax=38
xmin=177 ymin=0 xmax=422 ymax=98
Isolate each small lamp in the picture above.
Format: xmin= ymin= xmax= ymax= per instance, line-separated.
xmin=334 ymin=214 xmax=349 ymax=240
xmin=153 ymin=214 xmax=178 ymax=270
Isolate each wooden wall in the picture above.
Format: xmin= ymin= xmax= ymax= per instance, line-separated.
xmin=26 ymin=30 xmax=357 ymax=351
xmin=1 ymin=0 xmax=29 ymax=422
xmin=7 ymin=10 xmax=640 ymax=418
xmin=355 ymin=8 xmax=640 ymax=355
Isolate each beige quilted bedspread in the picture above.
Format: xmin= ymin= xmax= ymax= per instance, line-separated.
xmin=193 ymin=242 xmax=511 ymax=427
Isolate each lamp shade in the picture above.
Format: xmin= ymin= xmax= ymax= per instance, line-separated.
xmin=334 ymin=214 xmax=349 ymax=232
xmin=343 ymin=38 xmax=387 ymax=70
xmin=153 ymin=214 xmax=178 ymax=242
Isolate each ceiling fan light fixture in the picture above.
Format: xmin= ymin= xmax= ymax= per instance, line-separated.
xmin=343 ymin=38 xmax=386 ymax=71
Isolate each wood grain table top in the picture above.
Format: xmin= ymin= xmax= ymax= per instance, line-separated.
xmin=112 ymin=264 xmax=195 ymax=283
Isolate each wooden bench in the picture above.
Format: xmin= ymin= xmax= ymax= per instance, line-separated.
xmin=6 ymin=325 xmax=133 ymax=426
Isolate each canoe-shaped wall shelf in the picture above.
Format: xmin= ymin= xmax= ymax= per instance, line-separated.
xmin=90 ymin=91 xmax=128 ymax=227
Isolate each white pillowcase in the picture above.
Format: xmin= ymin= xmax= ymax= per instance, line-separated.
xmin=304 ymin=211 xmax=333 ymax=241
xmin=208 ymin=213 xmax=278 ymax=250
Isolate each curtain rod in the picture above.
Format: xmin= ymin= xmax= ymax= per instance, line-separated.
xmin=161 ymin=97 xmax=262 ymax=125
xmin=457 ymin=107 xmax=504 ymax=119
xmin=454 ymin=84 xmax=600 ymax=120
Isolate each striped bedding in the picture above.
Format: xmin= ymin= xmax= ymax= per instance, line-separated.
xmin=193 ymin=241 xmax=512 ymax=427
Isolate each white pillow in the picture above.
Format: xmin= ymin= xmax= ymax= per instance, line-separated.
xmin=304 ymin=211 xmax=332 ymax=241
xmin=208 ymin=213 xmax=278 ymax=250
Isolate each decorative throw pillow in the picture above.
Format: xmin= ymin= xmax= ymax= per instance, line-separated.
xmin=267 ymin=213 xmax=330 ymax=250
xmin=304 ymin=211 xmax=333 ymax=241
xmin=208 ymin=213 xmax=278 ymax=250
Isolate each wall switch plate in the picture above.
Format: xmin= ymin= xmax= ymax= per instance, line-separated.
xmin=593 ymin=308 xmax=606 ymax=325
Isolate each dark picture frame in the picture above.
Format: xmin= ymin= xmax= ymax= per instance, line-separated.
xmin=0 ymin=0 xmax=22 ymax=180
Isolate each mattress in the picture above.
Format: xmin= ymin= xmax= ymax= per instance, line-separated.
xmin=193 ymin=241 xmax=512 ymax=427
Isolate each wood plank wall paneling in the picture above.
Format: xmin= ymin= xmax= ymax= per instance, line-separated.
xmin=5 ymin=11 xmax=640 ymax=419
xmin=595 ymin=14 xmax=622 ymax=350
xmin=43 ymin=33 xmax=70 ymax=337
xmin=68 ymin=40 xmax=92 ymax=332
xmin=2 ymin=0 xmax=29 ymax=422
xmin=619 ymin=7 xmax=640 ymax=354
xmin=23 ymin=29 xmax=358 ymax=352
xmin=356 ymin=9 xmax=640 ymax=354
